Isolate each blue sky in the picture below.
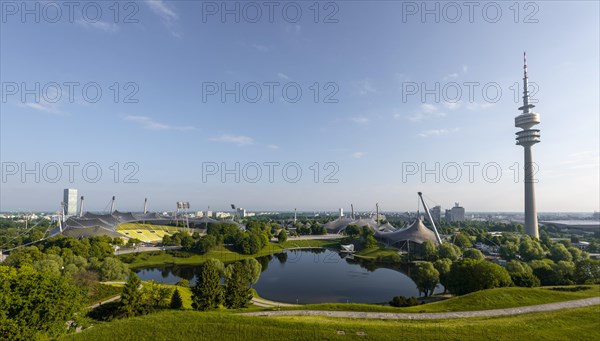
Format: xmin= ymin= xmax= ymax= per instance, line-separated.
xmin=1 ymin=0 xmax=598 ymax=213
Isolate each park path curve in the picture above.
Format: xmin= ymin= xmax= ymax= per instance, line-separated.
xmin=243 ymin=297 xmax=600 ymax=320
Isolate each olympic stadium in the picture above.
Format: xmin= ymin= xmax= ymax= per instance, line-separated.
xmin=325 ymin=193 xmax=443 ymax=247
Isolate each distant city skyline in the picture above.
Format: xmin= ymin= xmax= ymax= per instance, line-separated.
xmin=1 ymin=1 xmax=598 ymax=212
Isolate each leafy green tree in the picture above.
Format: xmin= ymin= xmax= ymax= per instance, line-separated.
xmin=195 ymin=235 xmax=216 ymax=254
xmin=506 ymin=260 xmax=533 ymax=274
xmin=4 ymin=246 xmax=44 ymax=268
xmin=0 ymin=265 xmax=84 ymax=340
xmin=510 ymin=272 xmax=540 ymax=287
xmin=463 ymin=248 xmax=485 ymax=261
xmin=433 ymin=258 xmax=452 ymax=293
xmin=242 ymin=258 xmax=262 ymax=285
xmin=205 ymin=258 xmax=225 ymax=276
xmin=421 ymin=241 xmax=438 ymax=261
xmin=519 ymin=238 xmax=545 ymax=261
xmin=574 ymin=259 xmax=600 ymax=284
xmin=364 ymin=234 xmax=378 ymax=249
xmin=345 ymin=225 xmax=361 ymax=237
xmin=549 ymin=243 xmax=573 ymax=263
xmin=567 ymin=247 xmax=587 ymax=263
xmin=63 ymin=263 xmax=80 ymax=278
xmin=224 ymin=262 xmax=253 ymax=309
xmin=311 ymin=225 xmax=327 ymax=235
xmin=360 ymin=226 xmax=374 ymax=238
xmin=277 ymin=229 xmax=288 ymax=243
xmin=141 ymin=280 xmax=173 ymax=307
xmin=127 ymin=238 xmax=143 ymax=247
xmin=447 ymin=259 xmax=512 ymax=295
xmin=181 ymin=233 xmax=195 ymax=251
xmin=120 ymin=272 xmax=143 ymax=317
xmin=438 ymin=242 xmax=461 ymax=261
xmin=529 ymin=259 xmax=557 ymax=286
xmin=552 ymin=261 xmax=575 ymax=285
xmin=453 ymin=234 xmax=472 ymax=249
xmin=246 ymin=233 xmax=263 ymax=254
xmin=89 ymin=238 xmax=114 ymax=259
xmin=539 ymin=232 xmax=552 ymax=249
xmin=99 ymin=257 xmax=129 ymax=281
xmin=412 ymin=262 xmax=439 ymax=297
xmin=170 ymin=288 xmax=183 ymax=309
xmin=191 ymin=261 xmax=223 ymax=311
xmin=499 ymin=241 xmax=519 ymax=261
xmin=33 ymin=259 xmax=62 ymax=276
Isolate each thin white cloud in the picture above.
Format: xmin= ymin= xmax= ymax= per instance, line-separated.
xmin=352 ymin=152 xmax=365 ymax=159
xmin=210 ymin=134 xmax=254 ymax=146
xmin=76 ymin=19 xmax=118 ymax=33
xmin=443 ymin=101 xmax=461 ymax=110
xmin=266 ymin=144 xmax=280 ymax=150
xmin=146 ymin=0 xmax=182 ymax=37
xmin=252 ymin=44 xmax=269 ymax=52
xmin=356 ymin=79 xmax=376 ymax=95
xmin=443 ymin=65 xmax=468 ymax=80
xmin=443 ymin=73 xmax=459 ymax=81
xmin=124 ymin=115 xmax=195 ymax=131
xmin=408 ymin=104 xmax=447 ymax=122
xmin=395 ymin=73 xmax=410 ymax=82
xmin=560 ymin=151 xmax=599 ymax=169
xmin=466 ymin=102 xmax=494 ymax=111
xmin=351 ymin=117 xmax=370 ymax=124
xmin=277 ymin=73 xmax=289 ymax=80
xmin=284 ymin=24 xmax=302 ymax=35
xmin=418 ymin=128 xmax=459 ymax=138
xmin=22 ymin=102 xmax=64 ymax=115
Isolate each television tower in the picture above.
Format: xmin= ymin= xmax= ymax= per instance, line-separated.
xmin=515 ymin=52 xmax=541 ymax=239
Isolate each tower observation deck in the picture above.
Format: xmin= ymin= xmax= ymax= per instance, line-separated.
xmin=515 ymin=52 xmax=540 ymax=239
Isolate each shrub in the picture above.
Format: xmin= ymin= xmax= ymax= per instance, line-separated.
xmin=549 ymin=286 xmax=591 ymax=292
xmin=510 ymin=272 xmax=540 ymax=287
xmin=176 ymin=279 xmax=190 ymax=287
xmin=389 ymin=296 xmax=419 ymax=307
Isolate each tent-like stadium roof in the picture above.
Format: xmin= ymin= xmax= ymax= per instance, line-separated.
xmin=58 ymin=211 xmax=247 ymax=239
xmin=324 ymin=216 xmax=438 ymax=245
xmin=374 ymin=217 xmax=439 ymax=245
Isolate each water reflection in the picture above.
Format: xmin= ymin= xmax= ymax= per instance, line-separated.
xmin=135 ymin=249 xmax=440 ymax=304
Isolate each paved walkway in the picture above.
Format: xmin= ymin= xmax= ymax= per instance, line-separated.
xmin=243 ymin=297 xmax=600 ymax=320
xmin=114 ymin=245 xmax=182 ymax=255
xmin=251 ymin=297 xmax=299 ymax=308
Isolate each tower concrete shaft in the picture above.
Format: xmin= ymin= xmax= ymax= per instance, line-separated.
xmin=523 ymin=146 xmax=538 ymax=238
xmin=515 ymin=52 xmax=540 ymax=239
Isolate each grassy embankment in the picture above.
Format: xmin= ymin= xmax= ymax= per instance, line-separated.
xmin=119 ymin=239 xmax=341 ymax=268
xmin=277 ymin=285 xmax=600 ymax=313
xmin=63 ymin=303 xmax=600 ymax=340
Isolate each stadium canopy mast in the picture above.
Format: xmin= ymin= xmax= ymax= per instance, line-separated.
xmin=418 ymin=192 xmax=443 ymax=244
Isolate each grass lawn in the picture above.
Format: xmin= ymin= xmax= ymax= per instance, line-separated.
xmin=120 ymin=239 xmax=341 ymax=268
xmin=63 ymin=304 xmax=600 ymax=340
xmin=353 ymin=244 xmax=401 ymax=261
